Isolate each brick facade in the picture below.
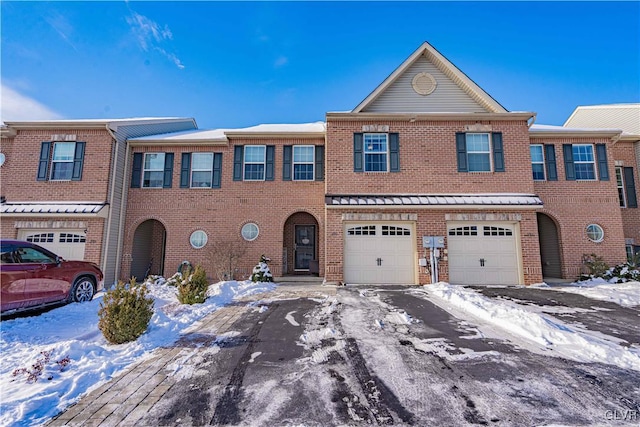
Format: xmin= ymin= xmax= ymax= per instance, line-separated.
xmin=612 ymin=141 xmax=640 ymax=246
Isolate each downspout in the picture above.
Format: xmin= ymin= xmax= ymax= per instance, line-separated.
xmin=527 ymin=113 xmax=537 ymax=128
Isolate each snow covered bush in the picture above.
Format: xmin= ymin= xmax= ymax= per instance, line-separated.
xmin=177 ymin=265 xmax=209 ymax=304
xmin=251 ymin=255 xmax=273 ymax=283
xmin=579 ymin=253 xmax=640 ymax=283
xmin=98 ymin=278 xmax=154 ymax=344
xmin=579 ymin=253 xmax=609 ymax=280
xmin=602 ymin=263 xmax=640 ymax=283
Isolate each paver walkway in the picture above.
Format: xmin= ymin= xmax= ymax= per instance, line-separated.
xmin=46 ymin=283 xmax=335 ymax=427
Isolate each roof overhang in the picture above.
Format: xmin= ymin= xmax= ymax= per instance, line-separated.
xmin=326 ymin=112 xmax=535 ymax=122
xmin=128 ymin=138 xmax=229 ymax=146
xmin=2 ymin=118 xmax=196 ymax=131
xmin=0 ymin=202 xmax=109 ymax=218
xmin=529 ymin=129 xmax=622 ymax=139
xmin=223 ymin=131 xmax=326 ymax=139
xmin=326 ymin=194 xmax=543 ymax=210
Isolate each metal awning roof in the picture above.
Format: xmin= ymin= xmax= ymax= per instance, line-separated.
xmin=1 ymin=202 xmax=109 ymax=217
xmin=326 ymin=194 xmax=543 ymax=208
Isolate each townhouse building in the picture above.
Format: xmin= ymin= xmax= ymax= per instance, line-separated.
xmin=1 ymin=42 xmax=635 ymax=286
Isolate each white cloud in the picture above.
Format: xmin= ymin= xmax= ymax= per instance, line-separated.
xmin=274 ymin=56 xmax=288 ymax=68
xmin=0 ymin=84 xmax=63 ymax=123
xmin=126 ymin=10 xmax=184 ymax=69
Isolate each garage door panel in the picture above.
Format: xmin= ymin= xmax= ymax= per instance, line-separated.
xmin=447 ymin=222 xmax=520 ymax=285
xmin=344 ymin=223 xmax=416 ymax=285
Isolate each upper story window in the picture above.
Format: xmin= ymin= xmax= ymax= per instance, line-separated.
xmin=283 ymin=145 xmax=324 ymax=181
xmin=530 ymin=145 xmax=545 ymax=180
xmin=191 ymin=153 xmax=214 ymax=187
xmin=616 ymin=167 xmax=626 ymax=207
xmin=244 ymin=145 xmax=266 ymax=180
xmin=293 ymin=146 xmax=315 ymax=180
xmin=563 ymin=143 xmax=609 ymax=182
xmin=131 ymin=152 xmax=174 ymax=188
xmin=364 ymin=133 xmax=388 ymax=172
xmin=233 ymin=145 xmax=275 ymax=182
xmin=456 ymin=132 xmax=504 ymax=173
xmin=51 ymin=142 xmax=75 ymax=180
xmin=180 ymin=152 xmax=222 ymax=189
xmin=143 ymin=153 xmax=166 ymax=188
xmin=616 ymin=166 xmax=638 ymax=208
xmin=353 ymin=133 xmax=399 ymax=173
xmin=572 ymin=145 xmax=596 ymax=180
xmin=465 ymin=133 xmax=491 ymax=172
xmin=37 ymin=141 xmax=85 ymax=182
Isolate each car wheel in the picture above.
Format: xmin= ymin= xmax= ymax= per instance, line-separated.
xmin=71 ymin=277 xmax=95 ymax=303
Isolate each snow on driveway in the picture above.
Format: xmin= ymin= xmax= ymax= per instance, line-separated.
xmin=538 ymin=279 xmax=640 ymax=307
xmin=417 ymin=282 xmax=640 ymax=371
xmin=0 ymin=279 xmax=275 ymax=427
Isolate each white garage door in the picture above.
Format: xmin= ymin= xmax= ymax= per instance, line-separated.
xmin=344 ymin=223 xmax=416 ymax=284
xmin=447 ymin=223 xmax=521 ymax=285
xmin=18 ymin=230 xmax=87 ymax=261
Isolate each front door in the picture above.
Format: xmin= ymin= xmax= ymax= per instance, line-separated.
xmin=295 ymin=225 xmax=315 ymax=270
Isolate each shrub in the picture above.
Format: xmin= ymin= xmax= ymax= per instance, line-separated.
xmin=251 ymin=255 xmax=273 ymax=283
xmin=579 ymin=253 xmax=609 ymax=280
xmin=177 ymin=265 xmax=209 ymax=304
xmin=98 ymin=278 xmax=154 ymax=344
xmin=207 ymin=239 xmax=247 ymax=281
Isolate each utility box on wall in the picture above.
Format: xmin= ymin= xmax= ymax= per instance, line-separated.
xmin=422 ymin=236 xmax=445 ymax=248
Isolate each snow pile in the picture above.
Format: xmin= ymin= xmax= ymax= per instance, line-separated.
xmin=423 ymin=283 xmax=640 ymax=371
xmin=546 ymin=280 xmax=640 ymax=307
xmin=0 ymin=279 xmax=276 ymax=427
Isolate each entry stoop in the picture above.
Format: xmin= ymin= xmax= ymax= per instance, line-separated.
xmin=274 ymin=276 xmax=326 ymax=286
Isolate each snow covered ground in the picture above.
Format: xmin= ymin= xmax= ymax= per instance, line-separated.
xmin=1 ymin=277 xmax=638 ymax=426
xmin=0 ymin=279 xmax=276 ymax=427
xmin=418 ymin=281 xmax=640 ymax=371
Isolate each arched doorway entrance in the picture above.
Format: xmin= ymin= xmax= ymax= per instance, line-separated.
xmin=131 ymin=219 xmax=166 ymax=281
xmin=283 ymin=212 xmax=319 ymax=275
xmin=537 ymin=213 xmax=562 ymax=279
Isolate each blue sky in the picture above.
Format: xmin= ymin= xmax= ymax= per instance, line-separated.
xmin=2 ymin=1 xmax=639 ymax=129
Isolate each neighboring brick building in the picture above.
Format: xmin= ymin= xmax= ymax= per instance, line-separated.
xmin=0 ymin=118 xmax=197 ymax=285
xmin=2 ymin=43 xmax=635 ymax=286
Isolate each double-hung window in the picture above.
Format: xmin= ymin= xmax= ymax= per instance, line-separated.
xmin=456 ymin=132 xmax=504 ymax=173
xmin=363 ymin=133 xmax=388 ymax=172
xmin=51 ymin=142 xmax=75 ymax=180
xmin=191 ymin=153 xmax=214 ymax=187
xmin=466 ymin=133 xmax=491 ymax=172
xmin=244 ymin=146 xmax=266 ymax=181
xmin=616 ymin=167 xmax=626 ymax=207
xmin=143 ymin=153 xmax=166 ymax=188
xmin=530 ymin=145 xmax=545 ymax=180
xmin=37 ymin=141 xmax=86 ymax=181
xmin=572 ymin=145 xmax=596 ymax=180
xmin=293 ymin=146 xmax=314 ymax=180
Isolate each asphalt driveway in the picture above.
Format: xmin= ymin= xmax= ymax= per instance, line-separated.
xmin=48 ymin=283 xmax=640 ymax=426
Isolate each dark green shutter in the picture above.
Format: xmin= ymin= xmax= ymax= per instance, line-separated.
xmin=389 ymin=133 xmax=400 ymax=172
xmin=131 ymin=153 xmax=143 ymax=188
xmin=353 ymin=133 xmax=363 ymax=172
xmin=283 ymin=145 xmax=292 ymax=181
xmin=212 ymin=153 xmax=222 ymax=188
xmin=71 ymin=142 xmax=85 ymax=181
xmin=163 ymin=153 xmax=174 ymax=188
xmin=563 ymin=144 xmax=575 ymax=181
xmin=596 ymin=144 xmax=609 ymax=181
xmin=265 ymin=145 xmax=275 ymax=181
xmin=233 ymin=146 xmax=243 ymax=181
xmin=180 ymin=153 xmax=191 ymax=188
xmin=544 ymin=144 xmax=557 ymax=181
xmin=315 ymin=145 xmax=324 ymax=181
xmin=492 ymin=132 xmax=504 ymax=172
xmin=624 ymin=167 xmax=637 ymax=208
xmin=456 ymin=133 xmax=467 ymax=172
xmin=37 ymin=142 xmax=51 ymax=181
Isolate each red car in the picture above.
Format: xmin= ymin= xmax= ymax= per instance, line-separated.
xmin=1 ymin=239 xmax=104 ymax=315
